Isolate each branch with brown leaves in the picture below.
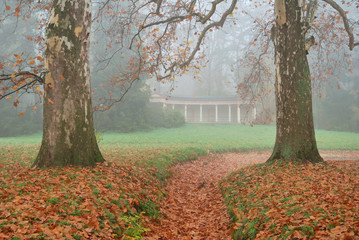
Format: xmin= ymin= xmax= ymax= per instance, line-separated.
xmin=322 ymin=0 xmax=359 ymax=50
xmin=0 ymin=71 xmax=44 ymax=100
xmin=139 ymin=0 xmax=238 ymax=81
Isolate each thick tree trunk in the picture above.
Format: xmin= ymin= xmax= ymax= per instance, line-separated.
xmin=267 ymin=0 xmax=323 ymax=163
xmin=33 ymin=0 xmax=105 ymax=167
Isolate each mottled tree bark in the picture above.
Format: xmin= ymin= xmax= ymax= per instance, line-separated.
xmin=267 ymin=0 xmax=323 ymax=163
xmin=33 ymin=0 xmax=105 ymax=167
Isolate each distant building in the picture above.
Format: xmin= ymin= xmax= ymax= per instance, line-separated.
xmin=150 ymin=93 xmax=256 ymax=124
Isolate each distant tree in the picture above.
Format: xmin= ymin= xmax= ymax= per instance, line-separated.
xmin=0 ymin=100 xmax=42 ymax=137
xmin=314 ymin=86 xmax=359 ymax=132
xmin=314 ymin=54 xmax=359 ymax=133
xmin=0 ymin=12 xmax=42 ymax=136
xmin=93 ymin=79 xmax=152 ymax=132
xmin=193 ymin=30 xmax=238 ymax=96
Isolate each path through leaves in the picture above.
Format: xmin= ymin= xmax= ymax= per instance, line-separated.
xmin=144 ymin=152 xmax=269 ymax=239
xmin=0 ymin=147 xmax=357 ymax=239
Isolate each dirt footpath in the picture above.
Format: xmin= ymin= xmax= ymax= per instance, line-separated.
xmin=144 ymin=152 xmax=269 ymax=239
xmin=144 ymin=150 xmax=358 ymax=239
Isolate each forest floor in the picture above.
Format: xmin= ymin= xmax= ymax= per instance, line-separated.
xmin=143 ymin=152 xmax=267 ymax=239
xmin=0 ymin=146 xmax=358 ymax=239
xmin=144 ymin=150 xmax=359 ymax=239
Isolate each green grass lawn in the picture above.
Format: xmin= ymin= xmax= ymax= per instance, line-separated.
xmin=1 ymin=124 xmax=359 ymax=151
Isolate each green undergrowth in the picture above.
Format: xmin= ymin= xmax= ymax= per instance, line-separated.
xmin=220 ymin=160 xmax=359 ymax=239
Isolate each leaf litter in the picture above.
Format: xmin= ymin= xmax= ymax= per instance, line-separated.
xmin=144 ymin=152 xmax=269 ymax=239
xmin=0 ymin=146 xmax=358 ymax=239
xmin=144 ymin=151 xmax=358 ymax=239
xmin=220 ymin=151 xmax=359 ymax=239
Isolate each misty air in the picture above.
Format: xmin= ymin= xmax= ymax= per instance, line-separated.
xmin=0 ymin=0 xmax=358 ymax=239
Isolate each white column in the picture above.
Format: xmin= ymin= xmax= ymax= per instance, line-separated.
xmin=163 ymin=103 xmax=167 ymax=108
xmin=228 ymin=105 xmax=231 ymax=122
xmin=200 ymin=104 xmax=203 ymax=122
xmin=237 ymin=105 xmax=241 ymax=123
xmin=172 ymin=104 xmax=175 ymax=110
xmin=253 ymin=107 xmax=256 ymax=120
xmin=215 ymin=105 xmax=218 ymax=123
xmin=184 ymin=105 xmax=187 ymax=122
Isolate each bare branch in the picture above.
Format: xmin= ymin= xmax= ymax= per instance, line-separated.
xmin=155 ymin=0 xmax=163 ymax=14
xmin=93 ymin=75 xmax=138 ymax=112
xmin=160 ymin=0 xmax=238 ymax=80
xmin=321 ymin=0 xmax=358 ymax=50
xmin=200 ymin=0 xmax=225 ymax=24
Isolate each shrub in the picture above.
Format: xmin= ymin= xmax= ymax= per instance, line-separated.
xmin=148 ymin=107 xmax=185 ymax=129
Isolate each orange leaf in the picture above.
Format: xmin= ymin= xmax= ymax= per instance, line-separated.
xmin=18 ymin=112 xmax=24 ymax=116
xmin=48 ymin=98 xmax=54 ymax=104
xmin=6 ymin=96 xmax=12 ymax=100
xmin=35 ymin=56 xmax=44 ymax=61
xmin=6 ymin=6 xmax=11 ymax=11
xmin=29 ymin=60 xmax=35 ymax=65
xmin=32 ymin=106 xmax=38 ymax=110
xmin=60 ymin=75 xmax=65 ymax=80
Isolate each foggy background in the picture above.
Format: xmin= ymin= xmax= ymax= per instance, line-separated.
xmin=0 ymin=1 xmax=358 ymax=137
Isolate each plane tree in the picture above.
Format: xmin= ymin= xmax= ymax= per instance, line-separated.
xmin=267 ymin=0 xmax=358 ymax=163
xmin=0 ymin=0 xmax=358 ymax=167
xmin=1 ymin=0 xmax=104 ymax=167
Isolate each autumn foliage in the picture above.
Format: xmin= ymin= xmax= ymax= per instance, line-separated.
xmin=0 ymin=138 xmax=359 ymax=239
xmin=0 ymin=145 xmax=202 ymax=239
xmin=221 ymin=159 xmax=359 ymax=239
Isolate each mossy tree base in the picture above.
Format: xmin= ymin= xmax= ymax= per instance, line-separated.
xmin=33 ymin=132 xmax=104 ymax=168
xmin=267 ymin=142 xmax=323 ymax=164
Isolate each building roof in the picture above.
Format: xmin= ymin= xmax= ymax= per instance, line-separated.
xmin=150 ymin=93 xmax=249 ymax=105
